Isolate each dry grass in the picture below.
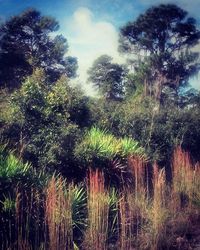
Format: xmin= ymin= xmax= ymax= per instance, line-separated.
xmin=3 ymin=187 xmax=44 ymax=250
xmin=172 ymin=147 xmax=193 ymax=198
xmin=128 ymin=156 xmax=147 ymax=197
xmin=119 ymin=156 xmax=149 ymax=249
xmin=149 ymin=164 xmax=168 ymax=249
xmin=172 ymin=147 xmax=200 ymax=209
xmin=1 ymin=147 xmax=200 ymax=250
xmin=119 ymin=193 xmax=139 ymax=250
xmin=45 ymin=176 xmax=73 ymax=250
xmin=119 ymin=194 xmax=130 ymax=250
xmin=84 ymin=169 xmax=109 ymax=250
xmin=15 ymin=189 xmax=34 ymax=250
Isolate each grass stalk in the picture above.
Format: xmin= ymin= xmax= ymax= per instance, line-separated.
xmin=84 ymin=169 xmax=109 ymax=250
xmin=45 ymin=176 xmax=73 ymax=250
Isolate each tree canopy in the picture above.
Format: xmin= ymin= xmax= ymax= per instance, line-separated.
xmin=87 ymin=55 xmax=127 ymax=100
xmin=0 ymin=8 xmax=78 ymax=89
xmin=119 ymin=4 xmax=200 ymax=103
xmin=1 ymin=68 xmax=91 ymax=176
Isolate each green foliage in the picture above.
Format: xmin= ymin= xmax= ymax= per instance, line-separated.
xmin=1 ymin=69 xmax=90 ymax=177
xmin=119 ymin=4 xmax=200 ymax=102
xmin=71 ymin=185 xmax=87 ymax=242
xmin=120 ymin=137 xmax=144 ymax=158
xmin=0 ymin=144 xmax=49 ymax=188
xmin=120 ymin=4 xmax=200 ymax=56
xmin=0 ymin=8 xmax=77 ymax=89
xmin=75 ymin=127 xmax=145 ymax=164
xmin=124 ymin=71 xmax=146 ymax=98
xmin=0 ymin=149 xmax=30 ymax=179
xmin=88 ymin=55 xmax=128 ymax=100
xmin=107 ymin=188 xmax=119 ymax=242
xmin=89 ymin=92 xmax=200 ymax=167
xmin=0 ymin=195 xmax=15 ymax=212
xmin=0 ymin=5 xmax=200 ymax=249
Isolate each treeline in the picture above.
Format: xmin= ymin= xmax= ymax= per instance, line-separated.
xmin=0 ymin=5 xmax=200 ymax=180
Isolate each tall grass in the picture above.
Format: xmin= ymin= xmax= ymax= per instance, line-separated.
xmin=149 ymin=164 xmax=168 ymax=249
xmin=119 ymin=193 xmax=141 ymax=249
xmin=172 ymin=147 xmax=200 ymax=208
xmin=119 ymin=157 xmax=148 ymax=249
xmin=45 ymin=176 xmax=73 ymax=250
xmin=84 ymin=169 xmax=110 ymax=250
xmin=1 ymin=146 xmax=200 ymax=249
xmin=1 ymin=187 xmax=45 ymax=250
xmin=0 ymin=147 xmax=46 ymax=250
xmin=128 ymin=156 xmax=147 ymax=196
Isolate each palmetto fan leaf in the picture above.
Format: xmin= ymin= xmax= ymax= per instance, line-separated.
xmin=120 ymin=137 xmax=145 ymax=158
xmin=75 ymin=127 xmax=146 ymax=162
xmin=71 ymin=185 xmax=87 ymax=231
xmin=0 ymin=146 xmax=30 ymax=179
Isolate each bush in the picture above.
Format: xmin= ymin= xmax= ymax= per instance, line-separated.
xmin=1 ymin=69 xmax=90 ymax=178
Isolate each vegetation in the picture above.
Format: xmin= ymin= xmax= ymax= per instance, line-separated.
xmin=119 ymin=4 xmax=200 ymax=105
xmin=0 ymin=3 xmax=200 ymax=250
xmin=0 ymin=9 xmax=77 ymax=89
xmin=0 ymin=146 xmax=200 ymax=249
xmin=88 ymin=55 xmax=128 ymax=100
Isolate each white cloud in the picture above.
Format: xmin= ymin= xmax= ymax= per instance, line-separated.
xmin=62 ymin=6 xmax=200 ymax=94
xmin=63 ymin=7 xmax=125 ymax=95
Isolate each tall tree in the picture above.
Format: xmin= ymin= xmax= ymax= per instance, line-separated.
xmin=88 ymin=55 xmax=127 ymax=100
xmin=0 ymin=8 xmax=77 ymax=89
xmin=119 ymin=4 xmax=200 ymax=104
xmin=1 ymin=68 xmax=90 ymax=176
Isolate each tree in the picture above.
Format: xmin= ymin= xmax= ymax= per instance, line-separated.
xmin=1 ymin=69 xmax=90 ymax=177
xmin=0 ymin=9 xmax=77 ymax=89
xmin=119 ymin=4 xmax=200 ymax=104
xmin=88 ymin=55 xmax=127 ymax=100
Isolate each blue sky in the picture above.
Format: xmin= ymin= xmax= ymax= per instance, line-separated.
xmin=0 ymin=0 xmax=200 ymax=92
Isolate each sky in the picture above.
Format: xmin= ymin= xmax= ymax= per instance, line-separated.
xmin=0 ymin=0 xmax=200 ymax=93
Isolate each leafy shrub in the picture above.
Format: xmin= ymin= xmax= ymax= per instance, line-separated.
xmin=1 ymin=69 xmax=90 ymax=178
xmin=75 ymin=127 xmax=146 ymax=163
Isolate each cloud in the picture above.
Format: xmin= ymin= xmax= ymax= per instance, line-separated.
xmin=63 ymin=7 xmax=125 ymax=95
xmin=62 ymin=5 xmax=200 ymax=94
